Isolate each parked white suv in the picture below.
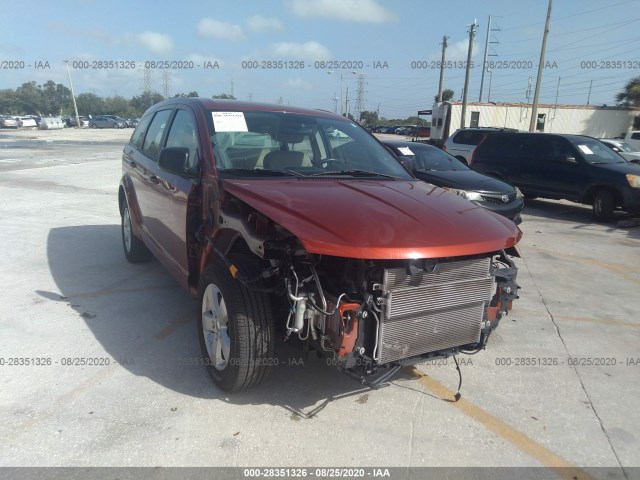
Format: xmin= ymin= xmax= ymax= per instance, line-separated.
xmin=443 ymin=128 xmax=515 ymax=164
xmin=624 ymin=131 xmax=640 ymax=150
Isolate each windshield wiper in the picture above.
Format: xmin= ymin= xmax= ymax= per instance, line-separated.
xmin=310 ymin=169 xmax=396 ymax=179
xmin=220 ymin=168 xmax=304 ymax=177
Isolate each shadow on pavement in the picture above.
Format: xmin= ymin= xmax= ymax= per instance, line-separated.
xmin=523 ymin=199 xmax=640 ymax=241
xmin=40 ymin=224 xmax=378 ymax=415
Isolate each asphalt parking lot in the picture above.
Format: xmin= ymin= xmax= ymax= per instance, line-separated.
xmin=0 ymin=129 xmax=639 ymax=479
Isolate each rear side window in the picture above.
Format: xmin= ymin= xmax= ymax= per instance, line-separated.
xmin=453 ymin=130 xmax=485 ymax=145
xmin=475 ymin=134 xmax=528 ymax=161
xmin=142 ymin=110 xmax=172 ymax=159
xmin=631 ymin=132 xmax=640 ymax=140
xmin=129 ymin=114 xmax=153 ymax=149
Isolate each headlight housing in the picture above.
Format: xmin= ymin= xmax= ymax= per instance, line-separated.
xmin=627 ymin=174 xmax=640 ymax=188
xmin=447 ymin=188 xmax=483 ymax=201
xmin=515 ymin=186 xmax=523 ymax=198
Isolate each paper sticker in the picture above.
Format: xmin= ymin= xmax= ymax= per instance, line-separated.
xmin=398 ymin=147 xmax=414 ymax=156
xmin=212 ymin=112 xmax=248 ymax=132
xmin=577 ymin=144 xmax=593 ymax=155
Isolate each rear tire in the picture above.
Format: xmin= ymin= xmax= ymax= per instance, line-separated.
xmin=197 ymin=255 xmax=274 ymax=392
xmin=592 ymin=189 xmax=614 ymax=222
xmin=121 ymin=202 xmax=152 ymax=263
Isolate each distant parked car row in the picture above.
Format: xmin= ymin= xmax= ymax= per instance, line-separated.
xmin=88 ymin=115 xmax=139 ymax=128
xmin=0 ymin=115 xmax=42 ymax=129
xmin=370 ymin=125 xmax=431 ymax=137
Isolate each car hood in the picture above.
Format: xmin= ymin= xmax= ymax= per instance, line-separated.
xmin=413 ymin=169 xmax=514 ymax=193
xmin=592 ymin=161 xmax=640 ymax=174
xmin=222 ymin=178 xmax=521 ymax=259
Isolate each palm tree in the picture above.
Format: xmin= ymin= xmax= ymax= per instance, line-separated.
xmin=615 ymin=76 xmax=640 ymax=106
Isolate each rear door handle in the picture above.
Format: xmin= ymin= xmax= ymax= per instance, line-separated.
xmin=147 ymin=175 xmax=159 ymax=184
xmin=128 ymin=160 xmax=137 ymax=168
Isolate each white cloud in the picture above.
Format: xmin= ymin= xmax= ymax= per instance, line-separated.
xmin=270 ymin=41 xmax=331 ymax=61
xmin=196 ymin=18 xmax=245 ymax=41
xmin=285 ymin=78 xmax=313 ymax=90
xmin=137 ymin=31 xmax=173 ymax=55
xmin=429 ymin=39 xmax=479 ymax=62
xmin=286 ymin=0 xmax=396 ymax=23
xmin=246 ymin=15 xmax=283 ymax=32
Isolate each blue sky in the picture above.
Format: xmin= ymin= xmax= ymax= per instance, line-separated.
xmin=1 ymin=0 xmax=639 ymax=118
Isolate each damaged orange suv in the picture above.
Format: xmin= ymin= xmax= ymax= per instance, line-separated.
xmin=119 ymin=98 xmax=521 ymax=392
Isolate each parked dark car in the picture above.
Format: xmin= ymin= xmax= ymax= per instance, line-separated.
xmin=384 ymin=140 xmax=523 ymax=223
xmin=119 ymin=97 xmax=521 ymax=392
xmin=90 ymin=115 xmax=125 ymax=128
xmin=471 ymin=132 xmax=640 ymax=221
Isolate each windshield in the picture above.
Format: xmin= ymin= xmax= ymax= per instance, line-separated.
xmin=391 ymin=144 xmax=468 ymax=172
xmin=206 ymin=110 xmax=412 ymax=180
xmin=571 ymin=137 xmax=627 ymax=164
xmin=614 ymin=142 xmax=638 ymax=153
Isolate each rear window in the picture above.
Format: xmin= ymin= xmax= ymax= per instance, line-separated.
xmin=453 ymin=130 xmax=485 ymax=145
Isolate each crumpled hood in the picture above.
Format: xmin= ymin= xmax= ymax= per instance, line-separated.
xmin=222 ymin=178 xmax=521 ymax=259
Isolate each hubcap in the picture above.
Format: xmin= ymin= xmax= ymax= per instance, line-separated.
xmin=202 ymin=284 xmax=230 ymax=370
xmin=123 ymin=207 xmax=132 ymax=251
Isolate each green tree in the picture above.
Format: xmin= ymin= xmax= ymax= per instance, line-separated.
xmin=359 ymin=110 xmax=379 ymax=126
xmin=104 ymin=95 xmax=137 ymax=118
xmin=130 ymin=91 xmax=164 ymax=115
xmin=75 ymin=93 xmax=106 ymax=116
xmin=212 ymin=93 xmax=236 ymax=99
xmin=615 ymin=76 xmax=640 ymax=107
xmin=434 ymin=89 xmax=454 ymax=102
xmin=15 ymin=82 xmax=46 ymax=114
xmin=0 ymin=89 xmax=19 ymax=114
xmin=174 ymin=91 xmax=199 ymax=98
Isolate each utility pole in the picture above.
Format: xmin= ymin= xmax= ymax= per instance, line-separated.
xmin=526 ymin=76 xmax=532 ymax=103
xmin=436 ymin=35 xmax=448 ymax=102
xmin=143 ymin=67 xmax=152 ymax=95
xmin=345 ymin=86 xmax=350 ymax=117
xmin=487 ymin=69 xmax=493 ymax=102
xmin=230 ymin=79 xmax=234 ymax=98
xmin=162 ymin=71 xmax=170 ymax=99
xmin=64 ymin=61 xmax=81 ymax=128
xmin=460 ymin=19 xmax=477 ymax=129
xmin=554 ymin=76 xmax=561 ymax=106
xmin=355 ymin=74 xmax=366 ymax=121
xmin=332 ymin=93 xmax=338 ymax=113
xmin=479 ymin=16 xmax=491 ymax=102
xmin=586 ymin=80 xmax=593 ymax=105
xmin=529 ymin=0 xmax=553 ymax=132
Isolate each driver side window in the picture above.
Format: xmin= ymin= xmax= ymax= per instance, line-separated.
xmin=165 ymin=109 xmax=200 ymax=172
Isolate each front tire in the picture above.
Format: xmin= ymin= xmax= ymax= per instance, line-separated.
xmin=197 ymin=256 xmax=274 ymax=392
xmin=592 ymin=190 xmax=614 ymax=222
xmin=121 ymin=202 xmax=151 ymax=263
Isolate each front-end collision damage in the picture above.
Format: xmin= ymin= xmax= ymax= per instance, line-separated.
xmin=195 ymin=194 xmax=520 ymax=387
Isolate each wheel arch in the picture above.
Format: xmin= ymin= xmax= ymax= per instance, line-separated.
xmin=583 ymin=185 xmax=622 ymax=207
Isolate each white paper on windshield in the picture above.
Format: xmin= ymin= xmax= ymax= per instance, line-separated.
xmin=212 ymin=112 xmax=248 ymax=132
xmin=398 ymin=147 xmax=414 ymax=156
xmin=577 ymin=144 xmax=594 ymax=155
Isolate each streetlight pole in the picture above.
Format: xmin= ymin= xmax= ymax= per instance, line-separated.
xmin=64 ymin=60 xmax=81 ymax=128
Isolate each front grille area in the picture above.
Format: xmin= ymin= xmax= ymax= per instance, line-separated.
xmin=481 ymin=192 xmax=516 ymax=204
xmin=377 ymin=257 xmax=493 ymax=364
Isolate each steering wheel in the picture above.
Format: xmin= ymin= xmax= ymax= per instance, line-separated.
xmin=314 ymin=158 xmax=345 ymax=168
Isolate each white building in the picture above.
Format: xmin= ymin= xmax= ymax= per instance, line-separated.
xmin=429 ymin=101 xmax=640 ymax=140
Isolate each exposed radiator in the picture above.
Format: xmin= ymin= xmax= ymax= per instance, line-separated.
xmin=377 ymin=257 xmax=493 ymax=364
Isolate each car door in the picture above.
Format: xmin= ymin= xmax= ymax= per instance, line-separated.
xmin=143 ymin=108 xmax=201 ymax=283
xmin=529 ymin=136 xmax=586 ymax=199
xmin=122 ymin=108 xmax=172 ymax=252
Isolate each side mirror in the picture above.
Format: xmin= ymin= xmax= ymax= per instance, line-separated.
xmin=158 ymin=147 xmax=196 ymax=178
xmin=397 ymin=155 xmax=415 ymax=172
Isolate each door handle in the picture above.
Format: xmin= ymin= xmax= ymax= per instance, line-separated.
xmin=128 ymin=160 xmax=137 ymax=168
xmin=147 ymin=175 xmax=159 ymax=184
